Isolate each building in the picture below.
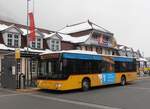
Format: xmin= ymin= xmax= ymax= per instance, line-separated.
xmin=58 ymin=20 xmax=118 ymax=55
xmin=0 ymin=20 xmax=53 ymax=88
xmin=0 ymin=19 xmax=145 ymax=88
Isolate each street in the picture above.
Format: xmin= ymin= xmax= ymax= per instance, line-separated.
xmin=0 ymin=79 xmax=150 ymax=109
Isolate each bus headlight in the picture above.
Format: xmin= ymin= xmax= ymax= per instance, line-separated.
xmin=55 ymin=83 xmax=62 ymax=88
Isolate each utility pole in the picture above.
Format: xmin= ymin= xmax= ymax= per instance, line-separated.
xmin=26 ymin=0 xmax=35 ymax=87
xmin=26 ymin=0 xmax=29 ymax=87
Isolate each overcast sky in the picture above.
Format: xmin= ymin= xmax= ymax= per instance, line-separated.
xmin=0 ymin=0 xmax=150 ymax=57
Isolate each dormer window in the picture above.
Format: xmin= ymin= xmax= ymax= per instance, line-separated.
xmin=31 ymin=37 xmax=43 ymax=49
xmin=50 ymin=39 xmax=60 ymax=51
xmin=7 ymin=33 xmax=20 ymax=47
xmin=118 ymin=50 xmax=126 ymax=56
xmin=32 ymin=41 xmax=36 ymax=48
xmin=37 ymin=38 xmax=41 ymax=49
xmin=46 ymin=33 xmax=61 ymax=51
xmin=14 ymin=35 xmax=19 ymax=47
xmin=7 ymin=34 xmax=13 ymax=46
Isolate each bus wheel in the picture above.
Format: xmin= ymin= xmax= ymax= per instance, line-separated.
xmin=121 ymin=76 xmax=126 ymax=86
xmin=82 ymin=79 xmax=90 ymax=91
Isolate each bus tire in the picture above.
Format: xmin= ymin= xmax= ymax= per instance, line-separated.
xmin=82 ymin=78 xmax=90 ymax=91
xmin=120 ymin=76 xmax=126 ymax=86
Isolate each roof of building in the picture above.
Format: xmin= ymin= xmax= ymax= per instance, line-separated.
xmin=117 ymin=44 xmax=135 ymax=51
xmin=58 ymin=20 xmax=112 ymax=34
xmin=45 ymin=32 xmax=90 ymax=43
xmin=0 ymin=24 xmax=9 ymax=31
xmin=0 ymin=43 xmax=51 ymax=53
xmin=0 ymin=20 xmax=53 ymax=36
xmin=136 ymin=58 xmax=148 ymax=62
xmin=59 ymin=33 xmax=90 ymax=43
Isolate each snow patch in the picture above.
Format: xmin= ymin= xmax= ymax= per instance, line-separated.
xmin=58 ymin=33 xmax=90 ymax=43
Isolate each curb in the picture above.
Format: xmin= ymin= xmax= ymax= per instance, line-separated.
xmin=16 ymin=88 xmax=40 ymax=93
xmin=137 ymin=77 xmax=150 ymax=80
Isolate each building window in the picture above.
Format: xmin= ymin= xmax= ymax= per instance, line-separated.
xmin=56 ymin=40 xmax=59 ymax=50
xmin=32 ymin=41 xmax=36 ymax=48
xmin=7 ymin=33 xmax=20 ymax=47
xmin=127 ymin=51 xmax=133 ymax=57
xmin=37 ymin=38 xmax=41 ymax=49
xmin=31 ymin=37 xmax=43 ymax=49
xmin=50 ymin=39 xmax=60 ymax=51
xmin=87 ymin=46 xmax=92 ymax=51
xmin=17 ymin=60 xmax=21 ymax=73
xmin=92 ymin=47 xmax=96 ymax=51
xmin=119 ymin=50 xmax=126 ymax=56
xmin=76 ymin=46 xmax=81 ymax=50
xmin=14 ymin=35 xmax=19 ymax=47
xmin=81 ymin=46 xmax=85 ymax=50
xmin=51 ymin=40 xmax=55 ymax=50
xmin=7 ymin=34 xmax=13 ymax=46
xmin=108 ymin=50 xmax=112 ymax=55
xmin=96 ymin=47 xmax=101 ymax=54
xmin=104 ymin=49 xmax=107 ymax=55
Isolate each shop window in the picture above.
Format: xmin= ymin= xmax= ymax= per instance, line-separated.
xmin=17 ymin=60 xmax=21 ymax=73
xmin=32 ymin=61 xmax=36 ymax=73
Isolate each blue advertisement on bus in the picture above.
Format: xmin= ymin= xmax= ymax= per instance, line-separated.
xmin=102 ymin=72 xmax=116 ymax=85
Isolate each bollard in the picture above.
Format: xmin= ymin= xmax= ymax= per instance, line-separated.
xmin=19 ymin=73 xmax=26 ymax=89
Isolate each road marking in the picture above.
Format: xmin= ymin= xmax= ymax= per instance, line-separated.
xmin=30 ymin=94 xmax=122 ymax=109
xmin=0 ymin=93 xmax=31 ymax=98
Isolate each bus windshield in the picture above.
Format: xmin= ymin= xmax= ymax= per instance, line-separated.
xmin=38 ymin=59 xmax=69 ymax=80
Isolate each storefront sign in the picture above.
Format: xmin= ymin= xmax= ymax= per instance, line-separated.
xmin=41 ymin=53 xmax=59 ymax=59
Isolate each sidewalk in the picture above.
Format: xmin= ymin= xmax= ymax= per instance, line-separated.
xmin=137 ymin=74 xmax=150 ymax=80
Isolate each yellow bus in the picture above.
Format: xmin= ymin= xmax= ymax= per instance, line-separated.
xmin=137 ymin=59 xmax=150 ymax=75
xmin=37 ymin=50 xmax=137 ymax=91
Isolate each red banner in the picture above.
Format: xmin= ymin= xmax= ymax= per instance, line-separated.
xmin=28 ymin=12 xmax=35 ymax=42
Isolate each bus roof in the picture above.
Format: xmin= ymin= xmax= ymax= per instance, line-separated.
xmin=40 ymin=50 xmax=135 ymax=62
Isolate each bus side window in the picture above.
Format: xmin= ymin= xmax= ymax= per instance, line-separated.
xmin=62 ymin=59 xmax=68 ymax=73
xmin=62 ymin=59 xmax=76 ymax=74
xmin=102 ymin=62 xmax=114 ymax=73
xmin=115 ymin=62 xmax=120 ymax=72
xmin=101 ymin=61 xmax=105 ymax=72
xmin=109 ymin=64 xmax=114 ymax=72
xmin=48 ymin=61 xmax=52 ymax=76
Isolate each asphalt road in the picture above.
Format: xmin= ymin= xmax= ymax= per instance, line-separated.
xmin=0 ymin=79 xmax=150 ymax=109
